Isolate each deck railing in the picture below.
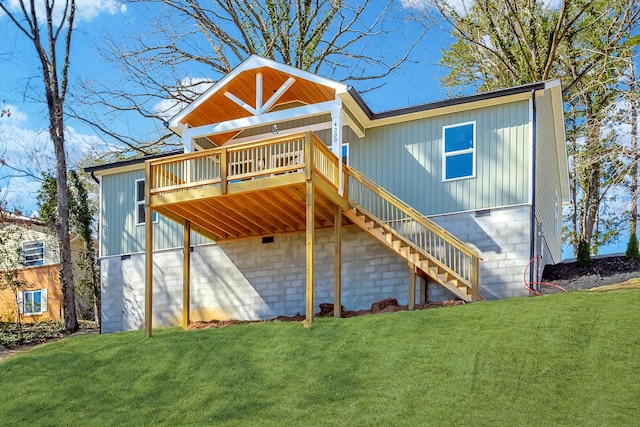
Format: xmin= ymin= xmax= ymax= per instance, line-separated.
xmin=148 ymin=132 xmax=338 ymax=196
xmin=345 ymin=167 xmax=481 ymax=299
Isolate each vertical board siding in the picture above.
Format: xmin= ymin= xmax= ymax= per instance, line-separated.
xmin=101 ymin=168 xmax=211 ymax=257
xmin=535 ymin=92 xmax=563 ymax=262
xmin=351 ymin=100 xmax=530 ymax=216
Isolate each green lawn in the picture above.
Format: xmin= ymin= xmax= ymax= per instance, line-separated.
xmin=1 ymin=290 xmax=639 ymax=426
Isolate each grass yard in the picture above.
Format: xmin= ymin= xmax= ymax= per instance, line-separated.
xmin=1 ymin=289 xmax=639 ymax=426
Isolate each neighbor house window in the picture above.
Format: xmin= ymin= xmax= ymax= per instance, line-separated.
xmin=443 ymin=121 xmax=476 ymax=181
xmin=18 ymin=289 xmax=48 ymax=316
xmin=23 ymin=241 xmax=44 ymax=267
xmin=135 ymin=179 xmax=158 ymax=226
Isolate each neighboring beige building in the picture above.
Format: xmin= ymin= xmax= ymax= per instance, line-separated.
xmin=0 ymin=212 xmax=84 ymax=323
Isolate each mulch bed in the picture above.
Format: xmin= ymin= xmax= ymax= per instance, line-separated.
xmin=543 ymin=255 xmax=640 ymax=281
xmin=188 ymin=297 xmax=466 ymax=330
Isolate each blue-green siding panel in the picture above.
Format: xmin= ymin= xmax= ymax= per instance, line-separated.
xmin=101 ymin=168 xmax=211 ymax=257
xmin=535 ymin=92 xmax=563 ymax=262
xmin=350 ymin=100 xmax=530 ymax=216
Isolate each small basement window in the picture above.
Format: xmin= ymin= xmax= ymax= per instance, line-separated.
xmin=443 ymin=121 xmax=476 ymax=181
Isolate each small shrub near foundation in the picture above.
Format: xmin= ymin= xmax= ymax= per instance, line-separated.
xmin=0 ymin=321 xmax=66 ymax=349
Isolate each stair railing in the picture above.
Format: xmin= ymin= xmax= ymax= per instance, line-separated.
xmin=345 ymin=167 xmax=481 ymax=300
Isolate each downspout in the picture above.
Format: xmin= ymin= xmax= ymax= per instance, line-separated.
xmin=88 ymin=169 xmax=101 ymax=333
xmin=529 ymin=89 xmax=538 ymax=290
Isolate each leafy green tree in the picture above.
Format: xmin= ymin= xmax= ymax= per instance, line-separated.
xmin=626 ymin=232 xmax=639 ymax=259
xmin=68 ymin=171 xmax=100 ymax=325
xmin=431 ymin=0 xmax=640 ymax=256
xmin=624 ymin=58 xmax=639 ymax=259
xmin=38 ymin=172 xmax=100 ymax=325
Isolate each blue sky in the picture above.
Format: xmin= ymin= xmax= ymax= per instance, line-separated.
xmin=0 ymin=1 xmax=456 ymax=212
xmin=0 ymin=0 xmax=633 ymax=258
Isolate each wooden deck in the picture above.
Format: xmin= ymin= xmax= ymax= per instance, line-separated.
xmin=147 ymin=132 xmax=349 ymax=241
xmin=143 ymin=131 xmax=482 ymax=336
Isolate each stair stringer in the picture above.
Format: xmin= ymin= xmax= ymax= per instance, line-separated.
xmin=344 ymin=208 xmax=475 ymax=302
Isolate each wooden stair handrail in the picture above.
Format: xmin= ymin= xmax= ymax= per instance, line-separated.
xmin=344 ymin=166 xmax=482 ymax=298
xmin=345 ymin=167 xmax=480 ymax=259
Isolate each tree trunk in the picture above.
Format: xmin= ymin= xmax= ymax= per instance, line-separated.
xmin=630 ymin=61 xmax=638 ymax=237
xmin=49 ymin=103 xmax=78 ymax=333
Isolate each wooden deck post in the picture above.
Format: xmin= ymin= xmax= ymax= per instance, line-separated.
xmin=144 ymin=162 xmax=153 ymax=337
xmin=334 ymin=206 xmax=342 ymax=318
xmin=182 ymin=220 xmax=191 ymax=330
xmin=408 ymin=263 xmax=416 ymax=310
xmin=304 ymin=132 xmax=315 ymax=328
xmin=220 ymin=147 xmax=228 ymax=195
xmin=472 ymin=256 xmax=480 ymax=302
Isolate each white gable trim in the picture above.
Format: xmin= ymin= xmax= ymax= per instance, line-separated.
xmin=183 ymin=100 xmax=341 ymax=144
xmin=169 ymin=55 xmax=348 ymax=130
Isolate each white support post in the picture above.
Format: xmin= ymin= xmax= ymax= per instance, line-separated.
xmin=181 ymin=124 xmax=194 ymax=153
xmin=331 ymin=104 xmax=343 ymax=196
xmin=256 ymin=72 xmax=263 ymax=111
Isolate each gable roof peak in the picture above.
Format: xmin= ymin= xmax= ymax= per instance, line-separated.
xmin=168 ymin=55 xmax=348 ymax=131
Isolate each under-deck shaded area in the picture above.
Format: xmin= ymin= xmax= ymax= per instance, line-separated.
xmin=143 ymin=133 xmax=482 ymax=336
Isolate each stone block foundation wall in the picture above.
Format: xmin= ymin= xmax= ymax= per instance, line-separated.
xmin=429 ymin=205 xmax=533 ymax=300
xmin=101 ymin=226 xmax=414 ymax=333
xmin=100 ymin=204 xmax=535 ymax=333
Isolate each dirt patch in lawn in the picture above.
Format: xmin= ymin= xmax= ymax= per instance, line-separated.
xmin=188 ymin=298 xmax=467 ymax=330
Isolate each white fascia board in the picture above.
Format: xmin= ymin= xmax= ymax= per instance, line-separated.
xmin=249 ymin=56 xmax=348 ymax=93
xmin=528 ymin=97 xmax=535 ymax=205
xmin=548 ymin=81 xmax=570 ymax=202
xmin=168 ymin=55 xmax=348 ymax=130
xmin=339 ymin=93 xmax=372 ymax=129
xmin=183 ymin=100 xmax=341 ymax=141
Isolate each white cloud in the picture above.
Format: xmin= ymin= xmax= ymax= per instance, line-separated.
xmin=0 ymin=104 xmax=107 ymax=215
xmin=3 ymin=0 xmax=125 ymax=24
xmin=403 ymin=0 xmax=560 ymax=16
xmin=154 ymin=77 xmax=214 ymax=121
xmin=543 ymin=0 xmax=563 ymax=11
xmin=401 ymin=0 xmax=472 ymax=15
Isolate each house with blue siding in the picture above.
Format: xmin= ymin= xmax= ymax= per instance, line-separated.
xmin=86 ymin=56 xmax=569 ymax=334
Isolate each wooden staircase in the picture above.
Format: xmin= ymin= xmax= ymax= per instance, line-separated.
xmin=343 ymin=167 xmax=482 ymax=302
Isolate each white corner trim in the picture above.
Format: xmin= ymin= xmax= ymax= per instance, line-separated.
xmin=528 ymin=97 xmax=534 ymax=205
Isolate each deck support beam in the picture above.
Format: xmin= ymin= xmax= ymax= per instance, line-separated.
xmin=144 ymin=162 xmax=154 ymax=337
xmin=304 ymin=132 xmax=315 ymax=328
xmin=408 ymin=263 xmax=416 ymax=310
xmin=182 ymin=220 xmax=191 ymax=330
xmin=333 ymin=206 xmax=342 ymax=318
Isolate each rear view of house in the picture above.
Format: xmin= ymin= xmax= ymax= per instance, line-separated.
xmin=87 ymin=55 xmax=569 ymax=334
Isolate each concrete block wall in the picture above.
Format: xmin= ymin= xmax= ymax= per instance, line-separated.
xmin=100 ymin=205 xmax=533 ymax=333
xmin=429 ymin=205 xmax=532 ymax=300
xmin=101 ymin=226 xmax=413 ymax=333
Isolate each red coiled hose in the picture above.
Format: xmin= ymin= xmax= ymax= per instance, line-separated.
xmin=524 ymin=256 xmax=568 ymax=295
